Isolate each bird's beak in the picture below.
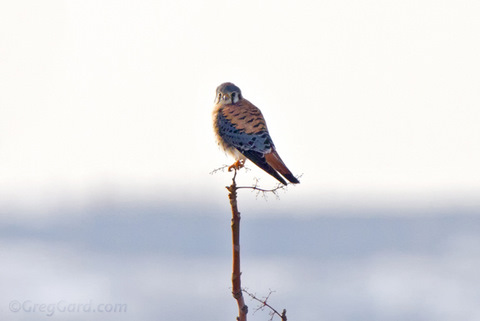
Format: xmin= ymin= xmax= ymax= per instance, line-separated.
xmin=222 ymin=94 xmax=230 ymax=101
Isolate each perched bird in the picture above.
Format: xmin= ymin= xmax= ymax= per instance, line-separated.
xmin=212 ymin=82 xmax=300 ymax=185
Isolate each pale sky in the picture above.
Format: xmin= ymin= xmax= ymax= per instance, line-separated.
xmin=1 ymin=0 xmax=480 ymax=214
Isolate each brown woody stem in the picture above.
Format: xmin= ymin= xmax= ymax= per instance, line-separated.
xmin=227 ymin=170 xmax=248 ymax=321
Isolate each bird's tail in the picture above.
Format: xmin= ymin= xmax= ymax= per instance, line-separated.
xmin=265 ymin=150 xmax=300 ymax=184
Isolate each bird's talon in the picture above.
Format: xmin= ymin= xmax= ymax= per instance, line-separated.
xmin=228 ymin=160 xmax=245 ymax=172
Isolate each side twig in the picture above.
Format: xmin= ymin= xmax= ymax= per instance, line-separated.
xmin=226 ymin=169 xmax=248 ymax=321
xmin=243 ymin=289 xmax=287 ymax=321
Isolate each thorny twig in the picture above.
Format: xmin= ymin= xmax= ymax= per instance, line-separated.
xmin=238 ymin=173 xmax=302 ymax=200
xmin=209 ymin=164 xmax=229 ymax=175
xmin=237 ymin=178 xmax=286 ymax=200
xmin=212 ymin=167 xmax=301 ymax=200
xmin=243 ymin=289 xmax=287 ymax=321
xmin=210 ymin=164 xmax=252 ymax=176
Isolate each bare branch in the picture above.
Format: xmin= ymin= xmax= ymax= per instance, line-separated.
xmin=237 ymin=182 xmax=285 ymax=194
xmin=219 ymin=165 xmax=295 ymax=321
xmin=243 ymin=289 xmax=287 ymax=321
xmin=236 ymin=178 xmax=286 ymax=200
xmin=209 ymin=164 xmax=229 ymax=175
xmin=227 ymin=168 xmax=248 ymax=321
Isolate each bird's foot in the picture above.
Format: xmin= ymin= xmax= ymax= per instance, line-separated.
xmin=228 ymin=159 xmax=245 ymax=172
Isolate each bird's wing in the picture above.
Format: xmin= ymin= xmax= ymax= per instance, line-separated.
xmin=216 ymin=100 xmax=273 ymax=153
xmin=216 ymin=100 xmax=298 ymax=185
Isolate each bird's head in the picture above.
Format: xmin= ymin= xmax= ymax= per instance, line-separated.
xmin=215 ymin=82 xmax=242 ymax=105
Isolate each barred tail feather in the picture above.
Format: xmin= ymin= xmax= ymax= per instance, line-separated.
xmin=264 ymin=150 xmax=300 ymax=184
xmin=241 ymin=150 xmax=288 ymax=185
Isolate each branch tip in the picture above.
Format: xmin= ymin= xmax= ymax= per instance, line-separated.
xmin=242 ymin=288 xmax=287 ymax=321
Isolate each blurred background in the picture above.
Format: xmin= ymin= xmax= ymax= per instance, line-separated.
xmin=1 ymin=0 xmax=479 ymax=320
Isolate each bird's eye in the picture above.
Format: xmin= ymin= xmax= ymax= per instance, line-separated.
xmin=231 ymin=92 xmax=236 ymax=99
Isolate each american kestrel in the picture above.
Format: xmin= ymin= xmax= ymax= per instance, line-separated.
xmin=213 ymin=82 xmax=300 ymax=185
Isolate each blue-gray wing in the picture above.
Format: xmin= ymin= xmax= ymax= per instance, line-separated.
xmin=216 ymin=111 xmax=273 ymax=153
